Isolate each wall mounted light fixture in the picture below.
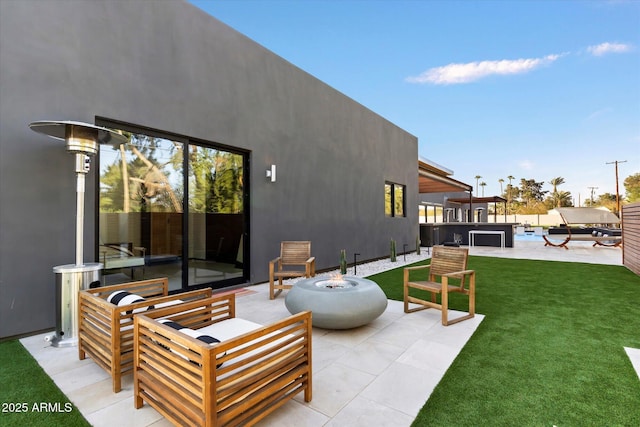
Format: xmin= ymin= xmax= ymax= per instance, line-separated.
xmin=266 ymin=164 xmax=276 ymax=182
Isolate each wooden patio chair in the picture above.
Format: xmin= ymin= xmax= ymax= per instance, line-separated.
xmin=134 ymin=294 xmax=312 ymax=426
xmin=403 ymin=245 xmax=476 ymax=326
xmin=269 ymin=241 xmax=315 ymax=299
xmin=78 ymin=278 xmax=212 ymax=392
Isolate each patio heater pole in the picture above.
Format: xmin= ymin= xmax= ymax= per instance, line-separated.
xmin=29 ymin=121 xmax=128 ymax=347
xmin=74 ymin=151 xmax=89 ymax=267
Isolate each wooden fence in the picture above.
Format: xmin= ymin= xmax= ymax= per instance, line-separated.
xmin=622 ymin=202 xmax=640 ymax=276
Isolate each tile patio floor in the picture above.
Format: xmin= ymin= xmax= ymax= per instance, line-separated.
xmin=20 ymin=240 xmax=638 ymax=427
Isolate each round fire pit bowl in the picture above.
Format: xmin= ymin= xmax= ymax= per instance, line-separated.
xmin=284 ymin=276 xmax=388 ymax=329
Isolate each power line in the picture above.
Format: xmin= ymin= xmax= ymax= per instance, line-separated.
xmin=587 ymin=186 xmax=598 ymax=205
xmin=606 ymin=160 xmax=627 ymax=215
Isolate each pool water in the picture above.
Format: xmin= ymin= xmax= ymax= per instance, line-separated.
xmin=514 ymin=233 xmax=545 ymax=242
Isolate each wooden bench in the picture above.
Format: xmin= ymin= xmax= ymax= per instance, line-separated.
xmin=134 ymin=294 xmax=312 ymax=426
xmin=78 ymin=278 xmax=212 ymax=392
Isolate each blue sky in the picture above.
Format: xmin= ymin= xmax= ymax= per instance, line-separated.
xmin=190 ymin=0 xmax=639 ymax=204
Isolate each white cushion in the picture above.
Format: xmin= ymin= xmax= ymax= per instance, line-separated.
xmin=197 ymin=318 xmax=263 ymax=341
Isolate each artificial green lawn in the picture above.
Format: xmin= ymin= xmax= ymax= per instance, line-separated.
xmin=367 ymin=256 xmax=640 ymax=427
xmin=0 ymin=340 xmax=90 ymax=427
xmin=1 ymin=256 xmax=638 ymax=426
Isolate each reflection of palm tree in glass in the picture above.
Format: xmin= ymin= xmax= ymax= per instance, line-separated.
xmin=190 ymin=148 xmax=244 ymax=214
xmin=139 ymin=183 xmax=147 ymax=213
xmin=100 ymin=133 xmax=184 ymax=213
xmin=130 ymin=144 xmax=182 ymax=212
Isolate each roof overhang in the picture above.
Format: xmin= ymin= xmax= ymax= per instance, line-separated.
xmin=448 ymin=196 xmax=507 ymax=204
xmin=418 ymin=168 xmax=472 ymax=194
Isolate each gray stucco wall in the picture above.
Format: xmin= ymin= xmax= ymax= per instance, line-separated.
xmin=0 ymin=0 xmax=418 ymax=338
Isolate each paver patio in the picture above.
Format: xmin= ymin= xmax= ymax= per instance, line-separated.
xmin=20 ymin=239 xmax=636 ymax=426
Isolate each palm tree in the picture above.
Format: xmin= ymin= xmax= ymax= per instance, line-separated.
xmin=555 ymin=190 xmax=573 ymax=208
xmin=475 ymin=175 xmax=482 ymax=195
xmin=507 ymin=175 xmax=515 ymax=214
xmin=549 ymin=177 xmax=566 ymax=207
xmin=480 ymin=182 xmax=487 ymax=197
xmin=498 ymin=178 xmax=504 ymax=195
xmin=549 ymin=177 xmax=565 ymax=194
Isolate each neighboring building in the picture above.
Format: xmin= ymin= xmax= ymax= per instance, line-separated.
xmin=0 ymin=1 xmax=417 ymax=338
xmin=418 ymin=157 xmax=512 ymax=246
xmin=418 ymin=157 xmax=474 ymax=223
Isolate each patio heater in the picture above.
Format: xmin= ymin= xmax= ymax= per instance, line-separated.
xmin=29 ymin=120 xmax=128 ymax=347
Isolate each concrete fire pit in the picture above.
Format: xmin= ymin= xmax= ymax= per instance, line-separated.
xmin=284 ymin=275 xmax=388 ymax=329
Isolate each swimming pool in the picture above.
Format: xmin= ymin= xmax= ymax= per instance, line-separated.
xmin=514 ymin=233 xmax=545 ymax=242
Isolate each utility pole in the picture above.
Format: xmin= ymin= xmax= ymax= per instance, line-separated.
xmin=588 ymin=186 xmax=598 ymax=205
xmin=606 ymin=160 xmax=627 ymax=215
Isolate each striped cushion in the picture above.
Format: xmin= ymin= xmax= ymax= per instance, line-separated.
xmin=107 ymin=291 xmax=154 ymax=314
xmin=158 ymin=320 xmax=223 ymax=367
xmin=159 ymin=320 xmax=221 ymax=345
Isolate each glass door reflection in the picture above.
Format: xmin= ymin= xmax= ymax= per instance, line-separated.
xmin=99 ymin=133 xmax=184 ymax=289
xmin=187 ymin=146 xmax=245 ymax=288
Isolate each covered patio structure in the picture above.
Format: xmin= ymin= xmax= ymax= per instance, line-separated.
xmin=447 ymin=196 xmax=508 ymax=223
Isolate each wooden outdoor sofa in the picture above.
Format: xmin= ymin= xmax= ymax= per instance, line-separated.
xmin=134 ymin=294 xmax=312 ymax=426
xmin=78 ymin=278 xmax=212 ymax=392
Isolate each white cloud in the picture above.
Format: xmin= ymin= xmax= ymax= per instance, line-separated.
xmin=587 ymin=42 xmax=632 ymax=56
xmin=586 ymin=107 xmax=613 ymax=121
xmin=406 ymin=54 xmax=562 ymax=85
xmin=518 ymin=160 xmax=535 ymax=171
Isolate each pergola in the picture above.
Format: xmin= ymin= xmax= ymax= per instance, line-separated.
xmin=447 ymin=196 xmax=508 ymax=222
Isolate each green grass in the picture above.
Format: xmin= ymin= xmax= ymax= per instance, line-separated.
xmin=2 ymin=257 xmax=638 ymax=426
xmin=0 ymin=340 xmax=90 ymax=427
xmin=367 ymin=256 xmax=640 ymax=427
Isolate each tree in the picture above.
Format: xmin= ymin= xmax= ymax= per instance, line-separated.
xmin=474 ymin=175 xmax=482 ymax=195
xmin=549 ymin=177 xmax=565 ymax=194
xmin=547 ymin=176 xmax=570 ymax=208
xmin=498 ymin=178 xmax=504 ymax=195
xmin=518 ymin=178 xmax=547 ymax=209
xmin=480 ymin=182 xmax=487 ymax=197
xmin=624 ymin=173 xmax=640 ymax=203
xmin=506 ymin=175 xmax=515 ymax=213
xmin=545 ymin=190 xmax=573 ymax=210
xmin=594 ymin=193 xmax=617 ymax=211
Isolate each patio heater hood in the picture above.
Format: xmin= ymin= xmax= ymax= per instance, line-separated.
xmin=29 ymin=120 xmax=127 ymax=266
xmin=29 ymin=121 xmax=128 ymax=347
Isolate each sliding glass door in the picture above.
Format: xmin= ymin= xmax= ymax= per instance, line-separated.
xmin=98 ymin=122 xmax=248 ymax=291
xmin=187 ymin=146 xmax=245 ymax=287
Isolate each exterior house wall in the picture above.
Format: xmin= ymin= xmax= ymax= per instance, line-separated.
xmin=0 ymin=0 xmax=418 ymax=338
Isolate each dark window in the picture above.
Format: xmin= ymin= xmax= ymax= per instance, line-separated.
xmin=385 ymin=182 xmax=406 ymax=217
